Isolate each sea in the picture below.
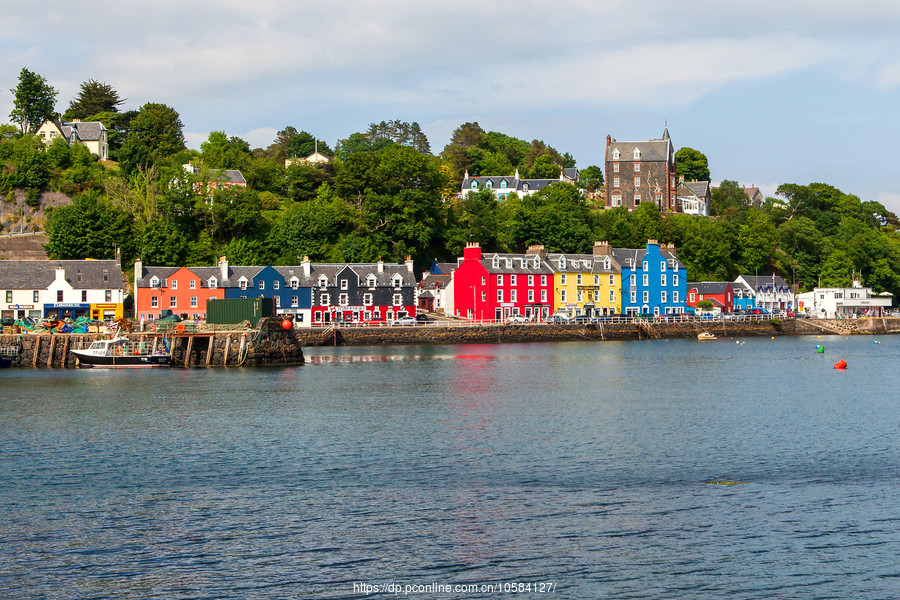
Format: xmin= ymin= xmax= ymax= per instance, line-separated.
xmin=1 ymin=335 xmax=899 ymax=599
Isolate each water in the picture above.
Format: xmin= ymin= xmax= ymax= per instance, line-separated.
xmin=2 ymin=335 xmax=899 ymax=598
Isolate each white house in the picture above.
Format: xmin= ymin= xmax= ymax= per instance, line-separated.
xmin=796 ymin=279 xmax=892 ymax=318
xmin=36 ymin=118 xmax=109 ymax=159
xmin=734 ymin=275 xmax=795 ymax=313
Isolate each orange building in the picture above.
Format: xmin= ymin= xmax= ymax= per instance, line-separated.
xmin=134 ymin=263 xmax=224 ymax=321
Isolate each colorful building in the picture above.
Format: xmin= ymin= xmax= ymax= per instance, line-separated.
xmin=452 ymin=243 xmax=555 ymax=321
xmin=614 ymin=240 xmax=686 ymax=316
xmin=734 ymin=275 xmax=795 ymax=313
xmin=546 ymin=243 xmax=621 ymax=317
xmin=308 ymin=259 xmax=417 ymax=325
xmin=686 ymin=282 xmax=734 ymax=314
xmin=134 ymin=263 xmax=224 ymax=321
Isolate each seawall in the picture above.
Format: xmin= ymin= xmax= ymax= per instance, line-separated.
xmin=293 ymin=319 xmax=795 ymax=347
xmin=0 ymin=318 xmax=304 ymax=368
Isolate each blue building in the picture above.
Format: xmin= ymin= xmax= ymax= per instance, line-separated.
xmin=612 ymin=240 xmax=686 ymax=316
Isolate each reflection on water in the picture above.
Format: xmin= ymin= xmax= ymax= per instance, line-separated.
xmin=2 ymin=336 xmax=900 ymax=598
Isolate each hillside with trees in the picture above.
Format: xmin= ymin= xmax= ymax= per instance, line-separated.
xmin=3 ymin=68 xmax=900 ymax=299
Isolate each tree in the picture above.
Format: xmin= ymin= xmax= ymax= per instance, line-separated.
xmin=199 ymin=131 xmax=251 ymax=170
xmin=64 ymin=79 xmax=124 ymax=120
xmin=45 ymin=191 xmax=135 ymax=261
xmin=578 ymin=165 xmax=604 ymax=194
xmin=696 ymin=299 xmax=714 ymax=311
xmin=365 ymin=120 xmax=431 ymax=154
xmin=710 ymin=180 xmax=748 ymax=217
xmin=9 ymin=68 xmax=58 ymax=134
xmin=268 ymin=126 xmax=334 ymax=160
xmin=118 ymin=103 xmax=185 ymax=175
xmin=675 ymin=147 xmax=710 ymax=182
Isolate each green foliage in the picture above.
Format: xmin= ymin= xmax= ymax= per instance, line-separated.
xmin=710 ymin=180 xmax=748 ymax=217
xmin=578 ymin=165 xmax=604 ymax=193
xmin=365 ymin=120 xmax=430 ymax=154
xmin=9 ymin=68 xmax=57 ymax=134
xmin=45 ymin=190 xmax=135 ymax=261
xmin=507 ymin=183 xmax=593 ymax=253
xmin=696 ymin=299 xmax=714 ymax=310
xmin=200 ymin=131 xmax=251 ymax=170
xmin=118 ymin=103 xmax=185 ymax=176
xmin=675 ymin=147 xmax=710 ymax=182
xmin=64 ymin=80 xmax=124 ymax=120
xmin=267 ymin=126 xmax=333 ymax=160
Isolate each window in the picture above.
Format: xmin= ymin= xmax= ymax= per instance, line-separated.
xmin=528 ymin=275 xmax=534 ymax=286
xmin=634 ymin=193 xmax=641 ymax=205
xmin=560 ymin=290 xmax=567 ymax=302
xmin=318 ymin=276 xmax=328 ymax=289
xmin=576 ymin=274 xmax=582 ymax=285
xmin=471 ymin=181 xmax=478 ymax=189
xmin=190 ymin=280 xmax=196 ymax=289
xmin=613 ymin=149 xmax=620 ymax=159
xmin=209 ymin=278 xmax=217 ymax=289
xmin=660 ymin=261 xmax=666 ymax=272
xmin=630 ymin=274 xmax=636 ymax=286
xmin=500 ymin=179 xmax=507 ymax=188
xmin=560 ymin=273 xmax=567 ymax=285
xmin=510 ymin=274 xmax=517 ymax=286
xmin=5 ymin=290 xmax=12 ymax=303
xmin=151 ymin=297 xmax=158 ymax=308
xmin=33 ymin=290 xmax=39 ymax=302
xmin=609 ymin=290 xmax=615 ymax=302
xmin=273 ymin=281 xmax=280 ymax=290
xmin=673 ymin=273 xmax=679 ymax=285
xmin=523 ymin=183 xmax=529 ymax=192
xmin=642 ymin=274 xmax=649 ymax=286
xmin=363 ymin=293 xmax=374 ymax=306
xmin=497 ymin=289 xmax=504 ymax=302
xmin=367 ymin=276 xmax=377 ymax=288
xmin=613 ymin=177 xmax=620 ymax=188
xmin=339 ymin=293 xmax=349 ymax=306
xmin=656 ymin=193 xmax=663 ymax=204
xmin=576 ymin=290 xmax=583 ymax=302
xmin=392 ymin=294 xmax=403 ymax=306
xmin=610 ymin=275 xmax=615 ymax=285
xmin=321 ymin=293 xmax=330 ymax=306
xmin=485 ymin=180 xmax=493 ymax=189
xmin=258 ymin=281 xmax=264 ymax=290
xmin=541 ymin=290 xmax=547 ymax=303
xmin=291 ymin=279 xmax=299 ymax=289
xmin=275 ymin=296 xmax=281 ymax=307
xmin=541 ymin=275 xmax=547 ymax=286
xmin=634 ymin=177 xmax=641 ymax=187
xmin=661 ymin=291 xmax=667 ymax=303
xmin=634 ymin=163 xmax=641 ymax=172
xmin=690 ymin=293 xmax=696 ymax=303
xmin=630 ymin=290 xmax=636 ymax=303
xmin=57 ymin=290 xmax=64 ymax=302
xmin=497 ymin=274 xmax=503 ymax=286
xmin=528 ymin=289 xmax=534 ymax=302
xmin=673 ymin=291 xmax=679 ymax=303
xmin=533 ymin=256 xmax=540 ymax=268
xmin=240 ymin=279 xmax=247 ymax=290
xmin=593 ymin=290 xmax=599 ymax=302
xmin=492 ymin=256 xmax=499 ymax=268
xmin=171 ymin=280 xmax=178 ymax=290
xmin=661 ymin=274 xmax=667 ymax=287
xmin=511 ymin=289 xmax=517 ymax=302
xmin=393 ymin=276 xmax=403 ymax=289
xmin=643 ymin=291 xmax=649 ymax=303
xmin=633 ymin=148 xmax=641 ymax=159
xmin=643 ymin=261 xmax=648 ymax=271
xmin=105 ymin=290 xmax=112 ymax=302
xmin=505 ymin=258 xmax=512 ymax=268
xmin=594 ymin=275 xmax=599 ymax=286
xmin=150 ymin=277 xmax=160 ymax=289
xmin=481 ymin=291 xmax=486 ymax=301
xmin=340 ymin=279 xmax=348 ymax=290
xmin=291 ymin=295 xmax=299 ymax=307
xmin=613 ymin=162 xmax=619 ymax=172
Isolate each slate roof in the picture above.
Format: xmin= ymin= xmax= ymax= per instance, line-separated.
xmin=460 ymin=175 xmax=566 ymax=195
xmin=606 ymin=139 xmax=672 ymax=163
xmin=274 ymin=263 xmax=416 ymax=287
xmin=0 ymin=259 xmax=122 ymax=290
xmin=677 ymin=180 xmax=710 ymax=198
xmin=418 ymin=273 xmax=451 ymax=291
xmin=610 ymin=247 xmax=684 ymax=270
xmin=739 ymin=275 xmax=790 ymax=290
xmin=545 ymin=253 xmax=621 ymax=274
xmin=50 ymin=119 xmax=107 ymax=143
xmin=481 ymin=253 xmax=554 ymax=275
xmin=688 ymin=281 xmax=732 ymax=295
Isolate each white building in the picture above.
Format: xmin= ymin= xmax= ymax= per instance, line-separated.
xmin=796 ymin=280 xmax=892 ymax=318
xmin=734 ymin=275 xmax=795 ymax=312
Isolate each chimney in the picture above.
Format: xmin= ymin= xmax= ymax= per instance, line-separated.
xmin=133 ymin=259 xmax=142 ymax=309
xmin=218 ymin=255 xmax=228 ymax=281
xmin=514 ymin=167 xmax=520 ymax=179
xmin=463 ymin=169 xmax=469 ymax=179
xmin=593 ymin=241 xmax=611 ymax=257
xmin=405 ymin=255 xmax=414 ymax=274
xmin=647 ymin=239 xmax=659 ymax=247
xmin=463 ymin=241 xmax=482 ymax=262
xmin=115 ymin=246 xmax=121 ymax=269
xmin=301 ymin=255 xmax=311 ymax=278
xmin=377 ymin=257 xmax=384 ymax=274
xmin=525 ymin=244 xmax=546 ymax=259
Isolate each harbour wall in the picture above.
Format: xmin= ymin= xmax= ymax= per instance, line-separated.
xmin=0 ymin=318 xmax=304 ymax=368
xmin=294 ymin=319 xmax=795 ymax=347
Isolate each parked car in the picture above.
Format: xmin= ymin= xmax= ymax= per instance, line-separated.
xmin=506 ymin=314 xmax=527 ymax=324
xmin=415 ymin=313 xmax=430 ymax=322
xmin=391 ymin=316 xmax=417 ymax=326
xmin=546 ymin=314 xmax=570 ymax=324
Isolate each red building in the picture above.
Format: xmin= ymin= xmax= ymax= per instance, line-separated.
xmin=134 ymin=262 xmax=225 ymax=321
xmin=452 ymin=243 xmax=554 ymax=322
xmin=686 ymin=281 xmax=734 ymax=313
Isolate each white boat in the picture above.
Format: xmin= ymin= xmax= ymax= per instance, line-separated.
xmin=71 ymin=336 xmax=170 ymax=368
xmin=697 ymin=332 xmax=717 ymax=341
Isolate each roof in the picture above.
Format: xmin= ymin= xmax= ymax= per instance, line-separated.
xmin=460 ymin=174 xmax=568 ymax=195
xmin=610 ymin=246 xmax=684 ymax=270
xmin=0 ymin=259 xmax=122 ymax=290
xmin=419 ymin=273 xmax=451 ymax=290
xmin=677 ymin=180 xmax=710 ymax=198
xmin=67 ymin=121 xmax=106 ymax=142
xmin=481 ymin=253 xmax=554 ymax=275
xmin=545 ymin=253 xmax=620 ymax=274
xmin=606 ymin=130 xmax=673 ymax=163
xmin=274 ymin=263 xmax=416 ymax=287
xmin=738 ymin=275 xmax=790 ymax=289
xmin=688 ymin=281 xmax=732 ymax=295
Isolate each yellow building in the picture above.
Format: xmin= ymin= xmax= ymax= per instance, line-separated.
xmin=547 ymin=242 xmax=621 ymax=317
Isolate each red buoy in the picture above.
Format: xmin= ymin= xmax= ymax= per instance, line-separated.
xmin=281 ymin=319 xmax=292 ymax=330
xmin=833 ymin=359 xmax=847 ymax=369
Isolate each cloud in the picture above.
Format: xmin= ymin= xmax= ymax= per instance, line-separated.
xmin=877 ymin=192 xmax=900 ymax=215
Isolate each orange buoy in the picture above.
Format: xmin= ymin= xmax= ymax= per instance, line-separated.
xmin=833 ymin=359 xmax=847 ymax=369
xmin=281 ymin=319 xmax=292 ymax=330
xmin=175 ymin=323 xmax=185 ymax=333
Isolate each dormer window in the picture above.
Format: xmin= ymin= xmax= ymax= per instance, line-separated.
xmin=613 ymin=148 xmax=620 ymax=160
xmin=485 ymin=180 xmax=493 ymax=189
xmin=239 ymin=278 xmax=247 ymax=290
xmin=558 ymin=256 xmax=566 ymax=269
xmin=290 ymin=277 xmax=299 ymax=289
xmin=492 ymin=256 xmax=499 ymax=269
xmin=317 ymin=275 xmax=328 ymax=289
xmin=367 ymin=275 xmax=377 ymax=288
xmin=633 ymin=148 xmax=641 ymax=159
xmin=208 ymin=277 xmax=217 ymax=289
xmin=522 ymin=183 xmax=529 ymax=192
xmin=149 ymin=276 xmax=160 ymax=289
xmin=533 ymin=257 xmax=540 ymax=269
xmin=505 ymin=258 xmax=512 ymax=268
xmin=392 ymin=275 xmax=403 ymax=289
xmin=471 ymin=181 xmax=478 ymax=189
xmin=605 ymin=257 xmax=611 ymax=270
xmin=500 ymin=180 xmax=507 ymax=189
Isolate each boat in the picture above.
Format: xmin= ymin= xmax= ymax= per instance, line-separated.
xmin=697 ymin=332 xmax=717 ymax=341
xmin=0 ymin=345 xmax=17 ymax=368
xmin=71 ymin=336 xmax=170 ymax=368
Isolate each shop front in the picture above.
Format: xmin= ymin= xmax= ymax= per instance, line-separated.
xmin=90 ymin=303 xmax=123 ymax=320
xmin=6 ymin=305 xmax=42 ymax=319
xmin=44 ymin=302 xmax=91 ymax=319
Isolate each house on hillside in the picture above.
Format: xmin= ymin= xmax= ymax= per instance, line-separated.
xmin=743 ymin=186 xmax=765 ymax=207
xmin=183 ymin=163 xmax=247 ymax=194
xmin=36 ymin=118 xmax=108 ymax=159
xmin=676 ymin=180 xmax=711 ymax=216
xmin=458 ymin=167 xmax=578 ymax=201
xmin=605 ymin=129 xmax=677 ymax=211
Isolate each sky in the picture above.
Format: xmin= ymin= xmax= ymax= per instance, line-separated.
xmin=3 ymin=0 xmax=900 ymax=212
